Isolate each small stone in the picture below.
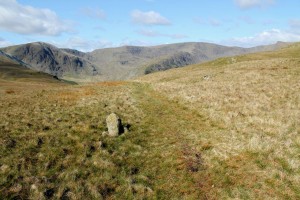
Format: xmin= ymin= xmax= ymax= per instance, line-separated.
xmin=105 ymin=113 xmax=124 ymax=137
xmin=203 ymin=75 xmax=210 ymax=80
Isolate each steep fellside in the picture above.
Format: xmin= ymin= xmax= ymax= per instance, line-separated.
xmin=142 ymin=42 xmax=291 ymax=74
xmin=144 ymin=52 xmax=195 ymax=74
xmin=0 ymin=50 xmax=29 ymax=67
xmin=0 ymin=52 xmax=66 ymax=83
xmin=1 ymin=42 xmax=98 ymax=78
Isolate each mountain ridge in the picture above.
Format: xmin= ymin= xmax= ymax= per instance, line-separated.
xmin=0 ymin=41 xmax=291 ymax=81
xmin=1 ymin=42 xmax=98 ymax=78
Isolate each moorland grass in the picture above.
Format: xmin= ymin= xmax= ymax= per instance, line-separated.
xmin=138 ymin=43 xmax=300 ymax=199
xmin=1 ymin=78 xmax=213 ymax=199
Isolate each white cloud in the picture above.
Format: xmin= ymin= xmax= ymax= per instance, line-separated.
xmin=0 ymin=0 xmax=72 ymax=36
xmin=53 ymin=37 xmax=113 ymax=52
xmin=234 ymin=0 xmax=275 ymax=9
xmin=80 ymin=7 xmax=106 ymax=20
xmin=55 ymin=37 xmax=157 ymax=51
xmin=222 ymin=29 xmax=300 ymax=47
xmin=137 ymin=29 xmax=187 ymax=39
xmin=131 ymin=10 xmax=171 ymax=25
xmin=120 ymin=38 xmax=155 ymax=47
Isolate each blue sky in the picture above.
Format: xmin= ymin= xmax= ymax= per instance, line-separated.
xmin=1 ymin=0 xmax=300 ymax=51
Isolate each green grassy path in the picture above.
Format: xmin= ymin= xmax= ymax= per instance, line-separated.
xmin=129 ymin=83 xmax=211 ymax=199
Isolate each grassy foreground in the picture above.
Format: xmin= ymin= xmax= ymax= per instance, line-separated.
xmin=0 ymin=76 xmax=213 ymax=199
xmin=1 ymin=43 xmax=300 ymax=199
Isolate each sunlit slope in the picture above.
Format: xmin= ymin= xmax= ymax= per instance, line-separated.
xmin=138 ymin=42 xmax=300 ymax=199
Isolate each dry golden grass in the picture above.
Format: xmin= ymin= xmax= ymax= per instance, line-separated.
xmin=138 ymin=43 xmax=300 ymax=199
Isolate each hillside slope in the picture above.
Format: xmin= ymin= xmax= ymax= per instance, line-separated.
xmin=0 ymin=50 xmax=66 ymax=83
xmin=86 ymin=42 xmax=288 ymax=80
xmin=1 ymin=41 xmax=289 ymax=81
xmin=138 ymin=43 xmax=300 ymax=199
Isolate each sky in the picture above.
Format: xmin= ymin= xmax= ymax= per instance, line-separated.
xmin=0 ymin=0 xmax=300 ymax=51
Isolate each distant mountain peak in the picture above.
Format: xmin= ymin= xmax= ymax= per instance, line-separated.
xmin=1 ymin=42 xmax=98 ymax=78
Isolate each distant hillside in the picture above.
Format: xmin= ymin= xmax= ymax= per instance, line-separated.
xmin=1 ymin=42 xmax=98 ymax=79
xmin=86 ymin=42 xmax=288 ymax=80
xmin=0 ymin=50 xmax=73 ymax=83
xmin=1 ymin=41 xmax=290 ymax=81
